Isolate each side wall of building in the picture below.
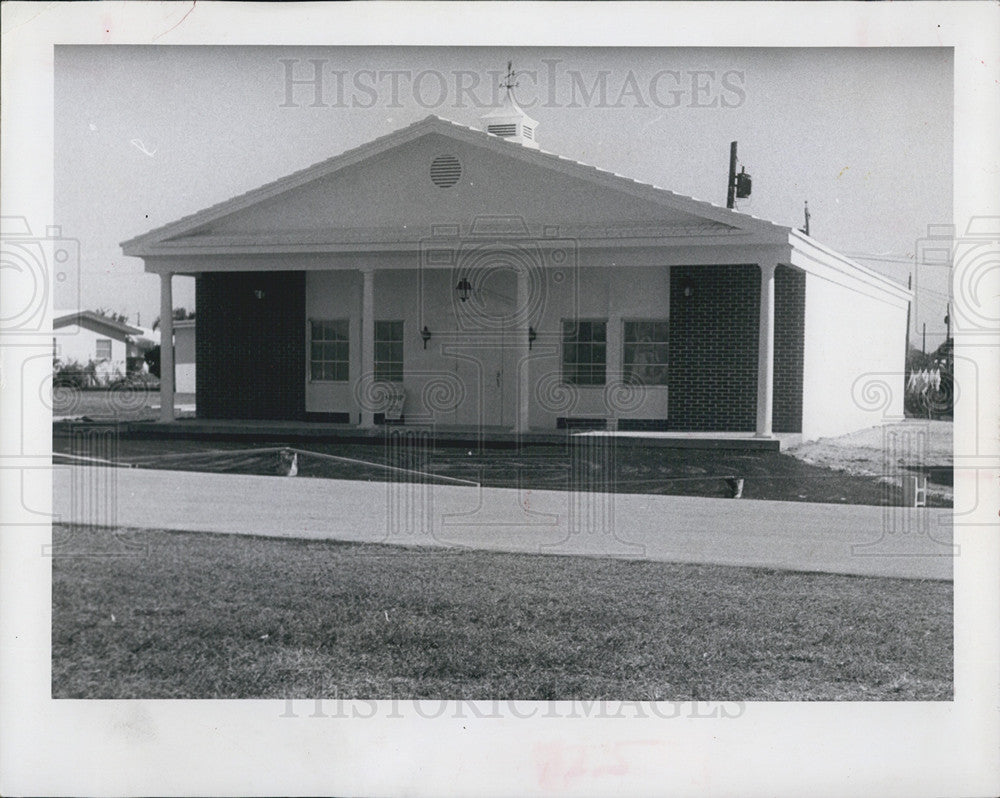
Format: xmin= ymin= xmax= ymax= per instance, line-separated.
xmin=801 ymin=271 xmax=908 ymax=440
xmin=173 ymin=322 xmax=197 ymax=394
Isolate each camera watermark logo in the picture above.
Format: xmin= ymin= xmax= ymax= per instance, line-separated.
xmin=0 ymin=216 xmax=80 ymax=334
xmin=914 ymin=216 xmax=999 ymax=338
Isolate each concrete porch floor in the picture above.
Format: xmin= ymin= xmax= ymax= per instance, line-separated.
xmin=99 ymin=418 xmax=794 ymax=451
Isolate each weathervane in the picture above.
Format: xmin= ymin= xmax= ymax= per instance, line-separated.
xmin=501 ymin=61 xmax=519 ymax=96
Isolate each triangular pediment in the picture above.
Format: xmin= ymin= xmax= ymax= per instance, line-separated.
xmin=123 ymin=116 xmax=781 ymax=256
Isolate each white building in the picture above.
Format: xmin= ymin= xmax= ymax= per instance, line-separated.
xmin=122 ymin=95 xmax=909 ymax=442
xmin=52 ymin=310 xmax=142 ymax=383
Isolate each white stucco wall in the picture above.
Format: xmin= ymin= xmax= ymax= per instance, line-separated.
xmin=173 ymin=322 xmax=197 ymax=393
xmin=801 ymin=272 xmax=909 ymax=441
xmin=175 ymin=363 xmax=196 ymax=394
xmin=304 ymin=265 xmax=671 ymax=428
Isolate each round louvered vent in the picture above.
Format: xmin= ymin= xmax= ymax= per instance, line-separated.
xmin=430 ymin=155 xmax=461 ymax=188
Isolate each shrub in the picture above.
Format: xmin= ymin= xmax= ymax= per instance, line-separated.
xmin=53 ymin=358 xmax=96 ymax=389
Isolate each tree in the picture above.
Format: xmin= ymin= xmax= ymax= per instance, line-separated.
xmin=94 ymin=307 xmax=130 ymax=324
xmin=152 ymin=307 xmax=195 ymax=330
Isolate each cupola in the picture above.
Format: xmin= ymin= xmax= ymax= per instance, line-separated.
xmin=481 ymin=62 xmax=539 ymax=149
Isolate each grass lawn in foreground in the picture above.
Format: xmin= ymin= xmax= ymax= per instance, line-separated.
xmin=52 ymin=524 xmax=952 ymax=700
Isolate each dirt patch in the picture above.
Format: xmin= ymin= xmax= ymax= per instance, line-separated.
xmin=54 ymin=428 xmax=952 ymax=507
xmin=786 ymin=421 xmax=953 ymax=504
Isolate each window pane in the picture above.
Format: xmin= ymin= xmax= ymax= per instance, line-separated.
xmin=310 ymin=319 xmax=350 ymax=380
xmin=374 ymin=319 xmax=403 ymax=381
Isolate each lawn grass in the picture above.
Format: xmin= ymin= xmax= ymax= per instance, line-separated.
xmin=52 ymin=524 xmax=952 ymax=700
xmin=53 ymin=387 xmax=195 ymax=420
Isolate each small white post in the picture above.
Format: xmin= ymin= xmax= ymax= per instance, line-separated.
xmin=158 ymin=272 xmax=175 ymax=423
xmin=755 ymin=260 xmax=777 ymax=438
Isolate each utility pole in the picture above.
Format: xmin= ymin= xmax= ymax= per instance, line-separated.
xmin=802 ymin=201 xmax=810 ymax=236
xmin=904 ymin=273 xmax=911 ymax=356
xmin=945 ymin=303 xmax=951 ymax=342
xmin=726 ymin=141 xmax=738 ymax=209
xmin=922 ymin=322 xmax=926 ymax=354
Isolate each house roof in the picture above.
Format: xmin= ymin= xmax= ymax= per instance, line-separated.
xmin=53 ymin=310 xmax=142 ymax=337
xmin=121 ymin=114 xmax=784 ymax=256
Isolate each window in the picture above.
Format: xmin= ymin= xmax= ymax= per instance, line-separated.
xmin=95 ymin=338 xmax=112 ymax=361
xmin=310 ymin=319 xmax=349 ymax=381
xmin=623 ymin=321 xmax=669 ymax=386
xmin=561 ymin=320 xmax=606 ymax=385
xmin=374 ymin=320 xmax=404 ymax=382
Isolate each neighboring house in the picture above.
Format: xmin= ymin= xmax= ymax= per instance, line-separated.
xmin=121 ymin=94 xmax=909 ymax=441
xmin=52 ymin=310 xmax=142 ymax=384
xmin=173 ymin=318 xmax=196 ymax=394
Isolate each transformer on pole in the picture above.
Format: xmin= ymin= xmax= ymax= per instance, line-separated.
xmin=726 ymin=141 xmax=752 ymax=209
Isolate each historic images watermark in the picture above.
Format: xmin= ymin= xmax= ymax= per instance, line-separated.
xmin=278 ymin=59 xmax=747 ymax=111
xmin=279 ymin=696 xmax=746 ymax=720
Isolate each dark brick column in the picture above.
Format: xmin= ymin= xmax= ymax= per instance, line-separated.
xmin=196 ymin=271 xmax=306 ymax=420
xmin=667 ymin=264 xmax=760 ymax=431
xmin=773 ymin=265 xmax=805 ymax=433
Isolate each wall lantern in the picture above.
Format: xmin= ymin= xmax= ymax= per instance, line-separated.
xmin=679 ymin=278 xmax=695 ymax=299
xmin=420 ymin=325 xmax=432 ymax=349
xmin=528 ymin=326 xmax=537 ymax=350
xmin=455 ymin=277 xmax=472 ymax=302
xmin=254 ymin=289 xmax=265 ymax=300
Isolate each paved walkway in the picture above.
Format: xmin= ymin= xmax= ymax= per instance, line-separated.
xmin=52 ymin=466 xmax=954 ymax=580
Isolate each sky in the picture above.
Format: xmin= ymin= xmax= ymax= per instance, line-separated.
xmin=55 ymin=46 xmax=953 ymax=347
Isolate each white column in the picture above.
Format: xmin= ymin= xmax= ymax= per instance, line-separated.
xmin=359 ymin=267 xmax=375 ymax=428
xmin=158 ymin=272 xmax=175 ymax=423
xmin=515 ymin=267 xmax=531 ymax=433
xmin=606 ymin=313 xmax=623 ymax=428
xmin=756 ymin=260 xmax=777 ymax=437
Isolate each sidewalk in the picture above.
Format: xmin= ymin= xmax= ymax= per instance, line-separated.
xmin=52 ymin=465 xmax=954 ymax=580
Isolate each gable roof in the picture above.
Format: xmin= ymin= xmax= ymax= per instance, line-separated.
xmin=121 ymin=114 xmax=786 ymax=256
xmin=54 ymin=310 xmax=142 ymax=338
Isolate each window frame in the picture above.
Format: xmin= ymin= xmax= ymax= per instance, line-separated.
xmin=308 ymin=318 xmax=351 ymax=383
xmin=560 ymin=318 xmax=608 ymax=386
xmin=622 ymin=318 xmax=670 ymax=387
xmin=95 ymin=338 xmax=112 ymax=361
xmin=374 ymin=319 xmax=404 ymax=383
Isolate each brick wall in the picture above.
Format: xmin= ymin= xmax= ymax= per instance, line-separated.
xmin=196 ymin=271 xmax=306 ymax=420
xmin=667 ymin=264 xmax=760 ymax=431
xmin=773 ymin=265 xmax=805 ymax=433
